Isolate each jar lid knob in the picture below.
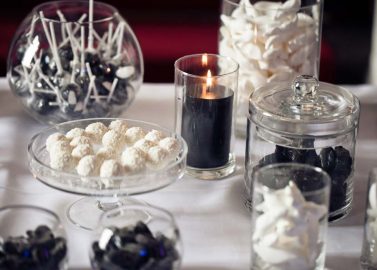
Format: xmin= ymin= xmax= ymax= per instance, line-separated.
xmin=292 ymin=75 xmax=319 ymax=104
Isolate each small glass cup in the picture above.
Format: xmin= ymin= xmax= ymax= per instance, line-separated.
xmin=361 ymin=169 xmax=377 ymax=269
xmin=90 ymin=204 xmax=182 ymax=270
xmin=251 ymin=163 xmax=330 ymax=270
xmin=174 ymin=53 xmax=239 ymax=180
xmin=0 ymin=205 xmax=68 ymax=269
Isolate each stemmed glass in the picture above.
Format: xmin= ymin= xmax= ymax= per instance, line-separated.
xmin=28 ymin=118 xmax=187 ymax=230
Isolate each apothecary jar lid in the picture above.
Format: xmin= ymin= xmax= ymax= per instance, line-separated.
xmin=248 ymin=75 xmax=360 ymax=136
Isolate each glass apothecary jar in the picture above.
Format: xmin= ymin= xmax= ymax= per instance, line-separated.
xmin=245 ymin=75 xmax=360 ymax=222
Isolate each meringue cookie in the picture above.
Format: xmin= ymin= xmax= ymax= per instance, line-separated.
xmin=66 ymin=128 xmax=86 ymax=139
xmin=147 ymin=146 xmax=168 ymax=169
xmin=76 ymin=155 xmax=100 ymax=177
xmin=121 ymin=147 xmax=146 ymax=172
xmin=49 ymin=140 xmax=72 ymax=154
xmin=125 ymin=127 xmax=146 ymax=144
xmin=72 ymin=144 xmax=93 ymax=159
xmin=144 ymin=129 xmax=165 ymax=143
xmin=85 ymin=122 xmax=108 ymax=143
xmin=159 ymin=137 xmax=179 ymax=157
xmin=46 ymin=133 xmax=68 ymax=152
xmin=96 ymin=146 xmax=118 ymax=160
xmin=253 ymin=181 xmax=327 ymax=270
xmin=70 ymin=135 xmax=92 ymax=147
xmin=108 ymin=120 xmax=128 ymax=134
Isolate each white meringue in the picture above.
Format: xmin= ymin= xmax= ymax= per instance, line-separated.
xmin=96 ymin=146 xmax=118 ymax=160
xmin=159 ymin=137 xmax=180 ymax=157
xmin=102 ymin=130 xmax=124 ymax=148
xmin=144 ymin=129 xmax=165 ymax=143
xmin=147 ymin=146 xmax=168 ymax=169
xmin=100 ymin=159 xmax=123 ymax=178
xmin=50 ymin=150 xmax=74 ymax=170
xmin=71 ymin=144 xmax=93 ymax=159
xmin=49 ymin=140 xmax=72 ymax=154
xmin=108 ymin=120 xmax=128 ymax=134
xmin=70 ymin=135 xmax=92 ymax=147
xmin=134 ymin=139 xmax=156 ymax=154
xmin=66 ymin=128 xmax=86 ymax=140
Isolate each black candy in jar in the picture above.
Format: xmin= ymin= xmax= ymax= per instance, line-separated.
xmin=246 ymin=75 xmax=360 ymax=222
xmin=7 ymin=1 xmax=143 ymax=124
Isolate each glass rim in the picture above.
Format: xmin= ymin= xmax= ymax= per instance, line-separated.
xmin=253 ymin=162 xmax=331 ymax=196
xmin=174 ymin=53 xmax=239 ymax=80
xmin=99 ymin=204 xmax=177 ymax=227
xmin=0 ymin=204 xmax=62 ymax=231
xmin=28 ymin=117 xmax=188 ymax=184
xmin=32 ymin=0 xmax=119 ymax=24
xmin=222 ymin=0 xmax=321 ymax=11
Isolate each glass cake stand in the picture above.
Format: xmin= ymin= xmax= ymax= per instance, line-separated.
xmin=28 ymin=118 xmax=187 ymax=230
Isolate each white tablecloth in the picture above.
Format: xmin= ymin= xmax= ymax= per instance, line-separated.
xmin=0 ymin=79 xmax=376 ymax=270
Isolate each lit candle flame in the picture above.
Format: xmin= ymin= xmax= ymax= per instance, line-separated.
xmin=206 ymin=70 xmax=212 ymax=88
xmin=202 ymin=54 xmax=208 ymax=66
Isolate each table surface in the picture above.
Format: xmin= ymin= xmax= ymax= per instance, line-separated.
xmin=0 ymin=78 xmax=376 ymax=270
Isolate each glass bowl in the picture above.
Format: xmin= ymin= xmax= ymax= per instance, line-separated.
xmin=28 ymin=118 xmax=187 ymax=230
xmin=90 ymin=204 xmax=182 ymax=270
xmin=7 ymin=1 xmax=143 ymax=125
xmin=0 ymin=205 xmax=68 ymax=269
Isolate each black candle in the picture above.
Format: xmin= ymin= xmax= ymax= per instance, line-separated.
xmin=181 ymin=84 xmax=234 ymax=168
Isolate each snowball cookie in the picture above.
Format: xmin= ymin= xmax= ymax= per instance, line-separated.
xmin=70 ymin=135 xmax=92 ymax=147
xmin=85 ymin=122 xmax=108 ymax=143
xmin=100 ymin=159 xmax=123 ymax=178
xmin=50 ymin=151 xmax=74 ymax=170
xmin=121 ymin=147 xmax=146 ymax=172
xmin=96 ymin=146 xmax=118 ymax=160
xmin=144 ymin=129 xmax=165 ymax=144
xmin=147 ymin=146 xmax=168 ymax=169
xmin=108 ymin=120 xmax=128 ymax=134
xmin=71 ymin=144 xmax=93 ymax=159
xmin=159 ymin=137 xmax=179 ymax=156
xmin=125 ymin=127 xmax=146 ymax=145
xmin=102 ymin=129 xmax=124 ymax=148
xmin=134 ymin=139 xmax=156 ymax=154
xmin=46 ymin=133 xmax=68 ymax=152
xmin=49 ymin=140 xmax=72 ymax=154
xmin=76 ymin=155 xmax=100 ymax=176
xmin=66 ymin=127 xmax=86 ymax=140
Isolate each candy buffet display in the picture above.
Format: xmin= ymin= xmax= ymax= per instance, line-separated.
xmin=90 ymin=205 xmax=182 ymax=270
xmin=219 ymin=0 xmax=322 ymax=136
xmin=7 ymin=0 xmax=143 ymax=124
xmin=245 ymin=75 xmax=360 ymax=222
xmin=251 ymin=164 xmax=330 ymax=270
xmin=0 ymin=205 xmax=68 ymax=270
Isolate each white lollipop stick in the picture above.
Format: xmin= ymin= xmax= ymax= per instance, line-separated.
xmin=85 ymin=62 xmax=100 ymax=102
xmin=59 ymin=13 xmax=87 ymax=47
xmin=83 ymin=76 xmax=94 ymax=110
xmin=106 ymin=22 xmax=113 ymax=58
xmin=66 ymin=22 xmax=79 ymax=65
xmin=35 ymin=89 xmax=56 ymax=94
xmin=116 ymin=23 xmax=124 ymax=56
xmin=39 ymin=12 xmax=54 ymax=52
xmin=28 ymin=15 xmax=37 ymax=45
xmin=57 ymin=10 xmax=67 ymax=40
xmin=22 ymin=65 xmax=34 ymax=94
xmin=88 ymin=0 xmax=94 ymax=51
xmin=107 ymin=78 xmax=118 ymax=102
xmin=37 ymin=67 xmax=63 ymax=102
xmin=80 ymin=26 xmax=85 ymax=77
xmin=49 ymin=22 xmax=63 ymax=74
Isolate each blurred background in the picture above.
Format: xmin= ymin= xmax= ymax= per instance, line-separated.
xmin=0 ymin=0 xmax=374 ymax=84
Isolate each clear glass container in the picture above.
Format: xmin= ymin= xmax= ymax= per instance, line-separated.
xmin=174 ymin=54 xmax=239 ymax=180
xmin=251 ymin=163 xmax=330 ymax=270
xmin=0 ymin=205 xmax=68 ymax=269
xmin=90 ymin=204 xmax=182 ymax=270
xmin=361 ymin=169 xmax=377 ymax=269
xmin=7 ymin=0 xmax=143 ymax=125
xmin=245 ymin=75 xmax=360 ymax=222
xmin=219 ymin=0 xmax=323 ymax=136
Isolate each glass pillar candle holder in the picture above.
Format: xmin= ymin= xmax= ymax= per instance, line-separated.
xmin=251 ymin=163 xmax=330 ymax=270
xmin=219 ymin=0 xmax=323 ymax=137
xmin=361 ymin=169 xmax=377 ymax=269
xmin=174 ymin=54 xmax=239 ymax=180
